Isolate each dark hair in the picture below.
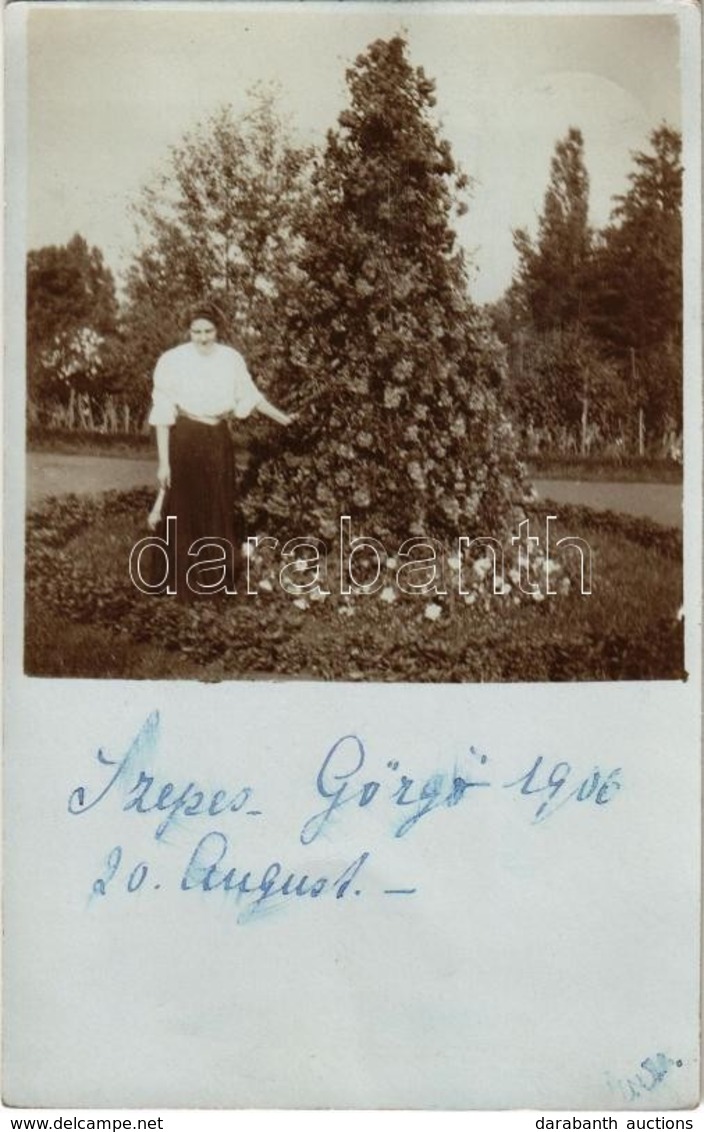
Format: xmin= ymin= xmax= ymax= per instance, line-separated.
xmin=188 ymin=300 xmax=224 ymax=333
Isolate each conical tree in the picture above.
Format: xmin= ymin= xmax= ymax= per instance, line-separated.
xmin=246 ymin=37 xmax=527 ymax=544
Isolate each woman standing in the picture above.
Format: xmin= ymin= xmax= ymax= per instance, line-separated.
xmin=148 ymin=303 xmax=293 ymax=597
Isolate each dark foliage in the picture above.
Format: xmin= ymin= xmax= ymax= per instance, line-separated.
xmin=498 ymin=125 xmax=683 ymax=452
xmin=25 ymin=488 xmax=684 ymax=682
xmin=27 ymin=234 xmax=121 ymax=415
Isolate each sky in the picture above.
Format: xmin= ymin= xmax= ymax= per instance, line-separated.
xmin=23 ymin=2 xmax=682 ymax=304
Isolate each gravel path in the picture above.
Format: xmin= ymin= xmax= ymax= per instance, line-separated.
xmin=26 ymin=453 xmax=157 ymax=508
xmin=26 ymin=452 xmax=683 ymax=528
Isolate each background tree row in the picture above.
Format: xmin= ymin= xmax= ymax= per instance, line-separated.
xmin=26 ymin=53 xmax=683 ymax=465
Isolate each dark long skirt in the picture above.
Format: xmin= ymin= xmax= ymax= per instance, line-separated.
xmin=161 ymin=417 xmax=239 ymax=599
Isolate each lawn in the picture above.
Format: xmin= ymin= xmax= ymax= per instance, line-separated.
xmin=24 ymin=487 xmax=684 ymax=682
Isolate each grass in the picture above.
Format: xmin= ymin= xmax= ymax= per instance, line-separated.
xmin=24 ymin=488 xmax=684 ymax=682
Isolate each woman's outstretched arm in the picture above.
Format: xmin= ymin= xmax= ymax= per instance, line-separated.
xmin=255 ymin=396 xmax=295 ymax=427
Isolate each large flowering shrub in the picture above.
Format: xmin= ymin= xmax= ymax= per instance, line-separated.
xmin=243 ymin=37 xmax=529 ymax=547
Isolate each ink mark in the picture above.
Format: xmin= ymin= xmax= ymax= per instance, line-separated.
xmin=300 ymin=734 xmax=492 ymax=845
xmin=384 ymin=888 xmax=417 ymax=895
xmin=69 ymin=712 xmax=160 ymax=817
xmin=180 ymin=833 xmax=370 ymax=923
xmin=504 ymin=755 xmax=622 ymax=822
xmin=69 ymin=712 xmax=257 ymax=841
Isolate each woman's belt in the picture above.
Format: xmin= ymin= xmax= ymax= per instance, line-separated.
xmin=177 ymin=410 xmax=230 ymax=427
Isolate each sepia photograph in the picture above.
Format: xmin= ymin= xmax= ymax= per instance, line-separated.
xmin=22 ymin=3 xmax=686 ymax=681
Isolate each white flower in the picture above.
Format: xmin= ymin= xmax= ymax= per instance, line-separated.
xmin=242 ymin=541 xmax=255 ymax=558
xmin=393 ymin=358 xmax=413 ymax=381
xmin=424 ymin=602 xmax=443 ymax=622
xmin=499 ymin=582 xmax=512 ymax=596
xmin=380 ymin=586 xmax=397 ymax=604
xmin=258 ymin=578 xmax=273 ymax=593
xmin=469 ymin=390 xmax=485 ymax=412
xmin=531 ymin=590 xmax=546 ymax=602
xmin=338 ymin=605 xmax=354 ymax=617
xmin=441 ymin=499 xmax=461 ymax=522
xmin=473 ymin=557 xmax=492 ymax=579
xmin=447 ymin=556 xmax=461 ymax=573
xmin=292 ymin=597 xmax=309 ymax=611
xmin=407 ymin=461 xmax=423 ymax=482
xmin=386 ymin=557 xmax=398 ymax=571
xmin=559 ymin=577 xmax=571 ymax=596
xmin=464 ymin=593 xmax=477 ymax=606
xmin=309 ymin=588 xmax=328 ymax=602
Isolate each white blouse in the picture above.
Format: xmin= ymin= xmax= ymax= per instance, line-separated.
xmin=148 ymin=342 xmax=263 ymax=427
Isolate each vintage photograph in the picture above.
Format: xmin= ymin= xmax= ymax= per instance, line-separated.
xmin=23 ymin=3 xmax=685 ymax=681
